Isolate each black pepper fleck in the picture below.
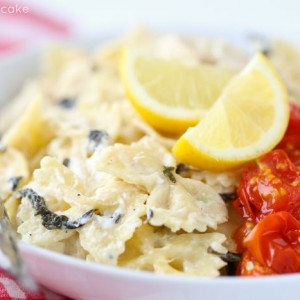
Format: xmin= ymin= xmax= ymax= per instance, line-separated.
xmin=58 ymin=98 xmax=76 ymax=109
xmin=163 ymin=166 xmax=176 ymax=183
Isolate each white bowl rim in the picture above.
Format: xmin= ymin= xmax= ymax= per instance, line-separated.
xmin=2 ymin=31 xmax=299 ymax=289
xmin=19 ymin=241 xmax=300 ymax=286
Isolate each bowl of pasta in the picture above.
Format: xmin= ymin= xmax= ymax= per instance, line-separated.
xmin=0 ymin=27 xmax=300 ymax=300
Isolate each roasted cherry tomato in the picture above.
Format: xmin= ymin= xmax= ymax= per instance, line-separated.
xmin=244 ymin=211 xmax=300 ymax=274
xmin=276 ymin=103 xmax=300 ymax=166
xmin=233 ymin=221 xmax=255 ymax=252
xmin=285 ymin=103 xmax=300 ymax=136
xmin=237 ymin=250 xmax=274 ymax=276
xmin=276 ymin=135 xmax=300 ymax=167
xmin=234 ymin=149 xmax=300 ymax=222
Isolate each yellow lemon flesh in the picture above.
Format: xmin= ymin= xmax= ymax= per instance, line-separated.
xmin=173 ymin=53 xmax=289 ymax=171
xmin=120 ymin=48 xmax=233 ymax=135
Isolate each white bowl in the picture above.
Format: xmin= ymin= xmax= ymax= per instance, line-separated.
xmin=1 ymin=34 xmax=299 ymax=300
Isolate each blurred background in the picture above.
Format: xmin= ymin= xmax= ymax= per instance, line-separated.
xmin=0 ymin=0 xmax=299 ymax=56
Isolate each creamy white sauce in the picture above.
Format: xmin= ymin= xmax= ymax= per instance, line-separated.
xmin=162 ymin=153 xmax=175 ymax=166
xmin=98 ymin=197 xmax=125 ymax=229
xmin=132 ymin=153 xmax=146 ymax=163
xmin=69 ymin=157 xmax=85 ymax=178
xmin=156 ymin=176 xmax=165 ymax=185
xmin=98 ymin=216 xmax=115 ymax=229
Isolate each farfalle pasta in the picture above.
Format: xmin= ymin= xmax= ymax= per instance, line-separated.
xmin=2 ymin=27 xmax=298 ymax=277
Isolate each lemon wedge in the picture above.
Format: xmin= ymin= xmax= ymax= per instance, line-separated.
xmin=173 ymin=53 xmax=289 ymax=171
xmin=120 ymin=48 xmax=233 ymax=135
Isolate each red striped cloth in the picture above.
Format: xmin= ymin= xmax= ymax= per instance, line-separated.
xmin=0 ymin=1 xmax=73 ymax=299
xmin=0 ymin=269 xmax=71 ymax=300
xmin=0 ymin=0 xmax=72 ymax=55
xmin=0 ymin=273 xmax=44 ymax=299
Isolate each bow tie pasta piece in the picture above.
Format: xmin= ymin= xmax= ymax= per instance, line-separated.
xmin=32 ymin=156 xmax=143 ymax=210
xmin=18 ymin=203 xmax=95 ymax=256
xmin=45 ymin=47 xmax=92 ymax=100
xmin=92 ymin=137 xmax=176 ymax=192
xmin=76 ymin=99 xmax=123 ymax=141
xmin=78 ymin=191 xmax=147 ymax=265
xmin=17 ymin=154 xmax=149 ymax=262
xmin=109 ymin=100 xmax=148 ymax=145
xmin=0 ymin=148 xmax=29 ymax=199
xmin=47 ymin=127 xmax=110 ymax=158
xmin=0 ymin=147 xmax=29 ymax=226
xmin=146 ymin=176 xmax=227 ymax=232
xmin=119 ymin=224 xmax=227 ymax=277
xmin=17 ymin=197 xmax=76 ymax=252
xmin=2 ymin=95 xmax=54 ymax=160
xmin=91 ymin=136 xmax=227 ymax=232
xmin=31 ymin=156 xmax=90 ymax=210
xmin=189 ymin=169 xmax=242 ymax=194
xmin=132 ymin=116 xmax=177 ymax=150
xmin=49 ymin=101 xmax=122 ymax=146
xmin=46 ymin=129 xmax=112 ymax=182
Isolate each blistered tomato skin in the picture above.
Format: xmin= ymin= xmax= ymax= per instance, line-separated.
xmin=285 ymin=103 xmax=300 ymax=136
xmin=234 ymin=103 xmax=300 ymax=276
xmin=233 ymin=221 xmax=255 ymax=253
xmin=276 ymin=103 xmax=300 ymax=167
xmin=234 ymin=149 xmax=300 ymax=222
xmin=276 ymin=135 xmax=300 ymax=167
xmin=237 ymin=251 xmax=274 ymax=276
xmin=244 ymin=212 xmax=300 ymax=274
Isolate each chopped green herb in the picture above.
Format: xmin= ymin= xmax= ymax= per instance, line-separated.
xmin=146 ymin=209 xmax=154 ymax=221
xmin=175 ymin=163 xmax=202 ymax=175
xmin=221 ymin=252 xmax=241 ymax=276
xmin=208 ymin=248 xmax=241 ymax=276
xmin=219 ymin=192 xmax=237 ymax=202
xmin=221 ymin=252 xmax=241 ymax=263
xmin=58 ymin=98 xmax=76 ymax=109
xmin=62 ymin=158 xmax=70 ymax=167
xmin=20 ymin=188 xmax=95 ymax=230
xmin=112 ymin=212 xmax=122 ymax=224
xmin=163 ymin=166 xmax=176 ymax=183
xmin=88 ymin=130 xmax=109 ymax=155
xmin=8 ymin=176 xmax=23 ymax=191
xmin=175 ymin=163 xmax=190 ymax=174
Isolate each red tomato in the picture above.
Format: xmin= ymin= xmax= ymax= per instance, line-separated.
xmin=234 ymin=149 xmax=300 ymax=222
xmin=233 ymin=221 xmax=255 ymax=252
xmin=285 ymin=103 xmax=300 ymax=136
xmin=237 ymin=250 xmax=274 ymax=276
xmin=276 ymin=135 xmax=300 ymax=167
xmin=244 ymin=211 xmax=300 ymax=274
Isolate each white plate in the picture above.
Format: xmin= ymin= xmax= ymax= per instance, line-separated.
xmin=1 ymin=33 xmax=299 ymax=300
